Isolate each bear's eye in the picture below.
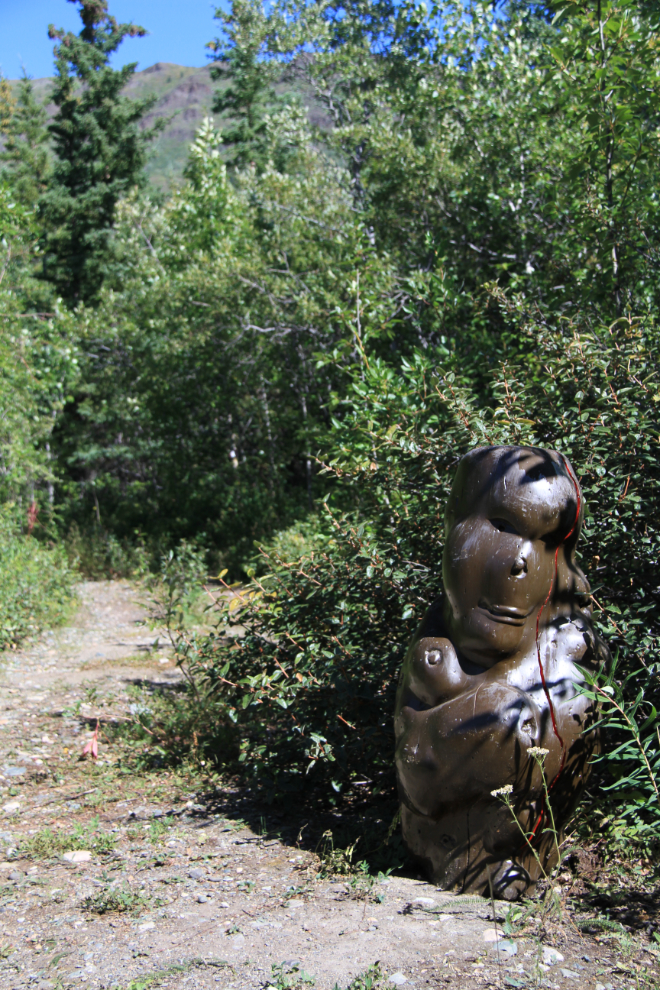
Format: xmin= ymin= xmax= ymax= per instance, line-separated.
xmin=490 ymin=517 xmax=520 ymax=536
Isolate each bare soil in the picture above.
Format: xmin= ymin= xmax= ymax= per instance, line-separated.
xmin=0 ymin=581 xmax=657 ymax=990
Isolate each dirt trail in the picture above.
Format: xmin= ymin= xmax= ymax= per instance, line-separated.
xmin=0 ymin=583 xmax=656 ymax=990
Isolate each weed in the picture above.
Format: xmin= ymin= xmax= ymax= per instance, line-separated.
xmin=491 ymin=747 xmax=563 ymax=926
xmin=335 ymin=964 xmax=393 ymax=990
xmin=20 ymin=817 xmax=116 ymax=859
xmin=284 ymin=885 xmax=312 ymax=901
xmin=316 ymin=831 xmax=390 ymax=901
xmin=347 ymin=862 xmax=391 ymax=904
xmin=147 ymin=816 xmax=174 ymax=845
xmin=82 ymin=882 xmax=153 ymax=915
xmin=265 ymin=961 xmax=315 ymax=988
xmin=316 ymin=830 xmax=359 ymax=878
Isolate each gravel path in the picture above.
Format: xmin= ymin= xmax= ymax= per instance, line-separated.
xmin=0 ymin=582 xmax=657 ymax=990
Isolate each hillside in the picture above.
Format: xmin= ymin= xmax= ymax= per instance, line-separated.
xmin=9 ymin=61 xmax=325 ymax=192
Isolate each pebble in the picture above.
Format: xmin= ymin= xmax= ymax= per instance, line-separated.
xmin=560 ymin=969 xmax=579 ymax=980
xmin=389 ymin=974 xmax=408 ymax=986
xmin=542 ymin=947 xmax=564 ymax=965
xmin=2 ymin=801 xmax=21 ymax=813
xmin=287 ymin=899 xmax=304 ymax=908
xmin=196 ymin=893 xmax=208 ymax=903
xmin=189 ymin=868 xmax=206 ymax=880
xmin=412 ymin=897 xmax=436 ymax=907
xmin=138 ymin=922 xmax=155 ymax=931
xmin=8 ymin=870 xmax=22 ymax=881
xmin=498 ymin=940 xmax=517 ymax=957
xmin=483 ymin=929 xmax=504 ymax=942
xmin=62 ymin=850 xmax=91 ymax=863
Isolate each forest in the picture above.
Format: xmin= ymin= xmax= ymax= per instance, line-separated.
xmin=1 ymin=0 xmax=659 ymax=874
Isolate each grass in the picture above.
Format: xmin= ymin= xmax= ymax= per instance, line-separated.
xmin=20 ymin=817 xmax=116 ymax=859
xmin=112 ymin=958 xmax=233 ymax=989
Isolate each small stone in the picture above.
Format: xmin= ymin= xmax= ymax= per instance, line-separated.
xmin=287 ymin=899 xmax=303 ymax=908
xmin=138 ymin=922 xmax=155 ymax=931
xmin=498 ymin=940 xmax=517 ymax=957
xmin=2 ymin=801 xmax=20 ymax=813
xmin=388 ymin=974 xmax=408 ymax=986
xmin=542 ymin=947 xmax=564 ymax=966
xmin=560 ymin=969 xmax=579 ymax=980
xmin=595 ymin=984 xmax=606 ymax=990
xmin=189 ymin=868 xmax=205 ymax=880
xmin=8 ymin=870 xmax=22 ymax=881
xmin=231 ymin=934 xmax=245 ymax=946
xmin=412 ymin=896 xmax=436 ymax=907
xmin=483 ymin=929 xmax=504 ymax=942
xmin=62 ymin=850 xmax=91 ymax=863
xmin=196 ymin=893 xmax=208 ymax=903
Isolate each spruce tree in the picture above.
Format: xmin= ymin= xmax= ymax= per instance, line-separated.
xmin=0 ymin=73 xmax=50 ymax=208
xmin=209 ymin=0 xmax=279 ymax=170
xmin=0 ymin=77 xmax=15 ymax=137
xmin=40 ymin=0 xmax=161 ymax=305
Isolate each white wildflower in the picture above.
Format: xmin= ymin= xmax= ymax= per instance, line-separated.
xmin=527 ymin=747 xmax=550 ymax=758
xmin=490 ymin=784 xmax=514 ymax=798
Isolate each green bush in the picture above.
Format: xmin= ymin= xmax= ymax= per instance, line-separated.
xmin=0 ymin=504 xmax=76 ymax=649
xmin=140 ymin=306 xmax=660 ymax=852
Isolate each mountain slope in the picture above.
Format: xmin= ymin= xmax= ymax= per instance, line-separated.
xmin=8 ymin=61 xmax=325 ymax=192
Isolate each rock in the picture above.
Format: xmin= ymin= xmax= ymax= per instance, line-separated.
xmin=138 ymin=922 xmax=155 ymax=931
xmin=62 ymin=850 xmax=91 ymax=863
xmin=196 ymin=893 xmax=208 ymax=903
xmin=388 ymin=974 xmax=408 ymax=986
xmin=542 ymin=947 xmax=564 ymax=965
xmin=287 ymin=899 xmax=304 ymax=908
xmin=483 ymin=929 xmax=504 ymax=942
xmin=219 ymin=901 xmax=230 ymax=908
xmin=412 ymin=897 xmax=436 ymax=907
xmin=498 ymin=940 xmax=517 ymax=957
xmin=8 ymin=870 xmax=22 ymax=881
xmin=2 ymin=801 xmax=20 ymax=813
xmin=560 ymin=969 xmax=579 ymax=980
xmin=189 ymin=867 xmax=206 ymax=880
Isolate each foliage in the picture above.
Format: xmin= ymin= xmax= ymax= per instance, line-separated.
xmin=209 ymin=0 xmax=282 ymax=170
xmin=0 ymin=504 xmax=76 ymax=649
xmin=20 ymin=817 xmax=115 ymax=859
xmin=2 ymin=0 xmax=660 ymax=861
xmin=0 ymin=73 xmax=51 ymax=208
xmin=39 ymin=0 xmax=162 ymax=304
xmin=83 ymin=882 xmax=154 ymax=915
xmin=265 ymin=962 xmax=315 ymax=989
xmin=335 ymin=965 xmax=393 ymax=990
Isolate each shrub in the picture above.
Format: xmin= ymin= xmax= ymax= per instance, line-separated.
xmin=140 ymin=303 xmax=660 ymax=854
xmin=0 ymin=504 xmax=76 ymax=649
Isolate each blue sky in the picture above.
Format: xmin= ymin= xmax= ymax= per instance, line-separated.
xmin=0 ymin=0 xmax=223 ymax=79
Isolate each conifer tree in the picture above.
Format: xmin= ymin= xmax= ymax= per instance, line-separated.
xmin=0 ymin=74 xmax=50 ymax=208
xmin=40 ymin=0 xmax=161 ymax=305
xmin=208 ymin=0 xmax=279 ymax=170
xmin=0 ymin=77 xmax=15 ymax=137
